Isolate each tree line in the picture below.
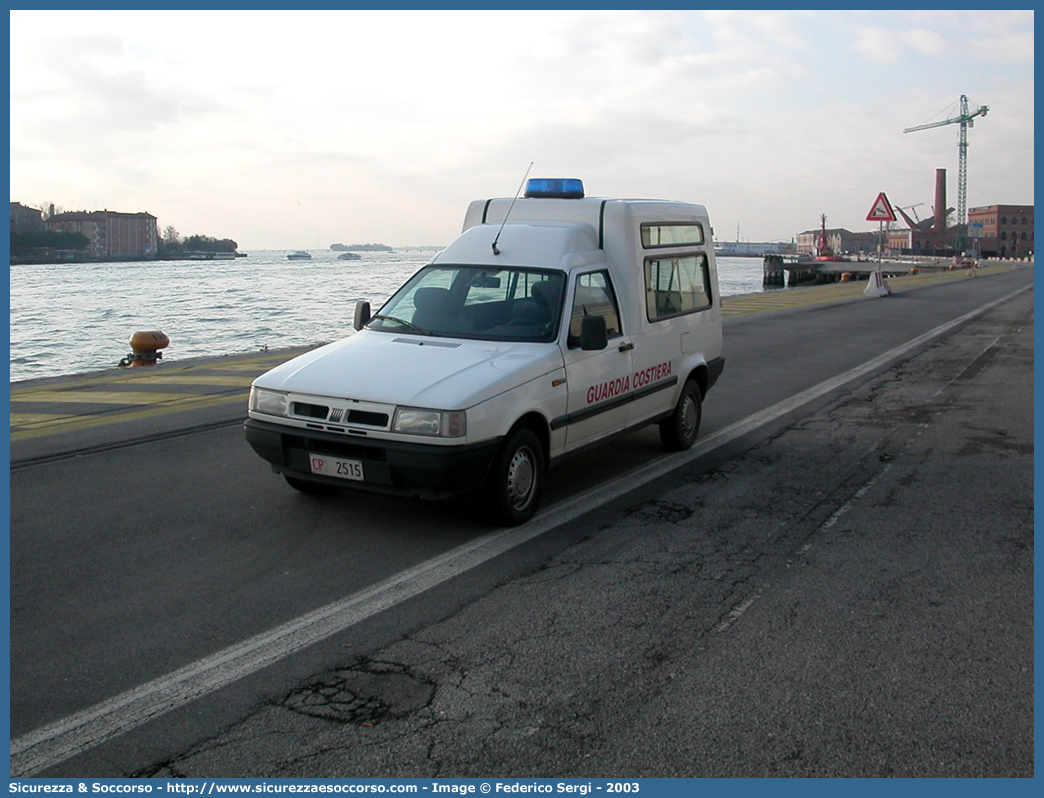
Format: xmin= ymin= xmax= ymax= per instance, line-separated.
xmin=160 ymin=226 xmax=239 ymax=254
xmin=10 ymin=230 xmax=89 ymax=252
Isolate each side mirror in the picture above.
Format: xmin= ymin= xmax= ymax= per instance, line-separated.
xmin=353 ymin=300 xmax=371 ymax=331
xmin=579 ymin=315 xmax=608 ymax=351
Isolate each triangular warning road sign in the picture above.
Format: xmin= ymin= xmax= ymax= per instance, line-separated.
xmin=866 ymin=192 xmax=896 ymax=222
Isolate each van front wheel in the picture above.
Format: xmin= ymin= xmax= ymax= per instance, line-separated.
xmin=659 ymin=379 xmax=702 ymax=451
xmin=488 ymin=427 xmax=544 ymax=526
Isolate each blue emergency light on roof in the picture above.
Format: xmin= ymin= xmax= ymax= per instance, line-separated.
xmin=524 ymin=178 xmax=585 ymax=199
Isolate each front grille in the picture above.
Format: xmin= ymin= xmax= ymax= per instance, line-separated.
xmin=292 ymin=403 xmax=387 ymax=428
xmin=346 ymin=409 xmax=389 ymax=427
xmin=292 ymin=401 xmax=329 ymax=420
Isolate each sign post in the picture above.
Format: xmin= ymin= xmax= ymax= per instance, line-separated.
xmin=864 ymin=193 xmax=896 ymax=297
xmin=866 ymin=192 xmax=897 ymax=268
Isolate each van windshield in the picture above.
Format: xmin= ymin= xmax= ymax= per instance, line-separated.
xmin=367 ymin=265 xmax=566 ymax=343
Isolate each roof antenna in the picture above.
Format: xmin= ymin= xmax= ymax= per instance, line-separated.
xmin=492 ymin=161 xmax=533 ymax=256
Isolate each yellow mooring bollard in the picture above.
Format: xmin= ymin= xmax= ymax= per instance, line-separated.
xmin=118 ymin=330 xmax=170 ymax=367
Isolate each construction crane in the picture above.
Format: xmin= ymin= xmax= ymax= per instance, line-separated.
xmin=904 ymin=95 xmax=989 ymax=248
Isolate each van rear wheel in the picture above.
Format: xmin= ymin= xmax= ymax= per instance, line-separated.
xmin=659 ymin=379 xmax=702 ymax=451
xmin=487 ymin=427 xmax=544 ymax=526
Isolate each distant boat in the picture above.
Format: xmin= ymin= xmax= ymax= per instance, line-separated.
xmin=812 ymin=213 xmax=849 ymax=262
xmin=287 ymin=251 xmax=312 ymax=260
xmin=337 ymin=252 xmax=361 ymax=260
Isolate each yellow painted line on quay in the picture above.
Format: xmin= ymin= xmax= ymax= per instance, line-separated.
xmin=9 ymin=351 xmax=302 ymax=397
xmin=10 ymin=359 xmax=286 ymax=440
xmin=214 ymin=358 xmax=313 ymax=372
xmin=10 ymin=413 xmax=72 ymax=427
xmin=13 ymin=390 xmax=213 ymax=405
xmin=721 ymin=285 xmax=863 ymax=316
xmin=10 ymin=353 xmax=294 ymax=439
xmin=117 ymin=374 xmax=256 ymax=386
xmin=10 ymin=393 xmax=248 ymax=441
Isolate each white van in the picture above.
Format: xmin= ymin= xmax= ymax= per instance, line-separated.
xmin=245 ymin=179 xmax=725 ymax=524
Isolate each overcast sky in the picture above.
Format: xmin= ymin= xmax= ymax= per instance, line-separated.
xmin=10 ymin=9 xmax=1034 ymax=250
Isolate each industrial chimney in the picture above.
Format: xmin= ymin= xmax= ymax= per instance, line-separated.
xmin=934 ymin=169 xmax=947 ymax=233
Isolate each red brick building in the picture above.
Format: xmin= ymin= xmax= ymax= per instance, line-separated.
xmin=967 ymin=204 xmax=1034 ymax=258
xmin=9 ymin=202 xmax=43 ymax=235
xmin=46 ymin=210 xmax=158 ymax=260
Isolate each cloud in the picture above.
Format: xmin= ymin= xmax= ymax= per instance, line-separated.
xmin=902 ymin=28 xmax=946 ymax=56
xmin=967 ymin=31 xmax=1034 ymax=63
xmin=702 ymin=9 xmax=810 ymax=51
xmin=40 ymin=34 xmax=186 ymax=129
xmin=852 ymin=14 xmax=1033 ymax=66
xmin=12 ymin=30 xmax=236 ymax=153
xmin=852 ymin=27 xmax=902 ymax=63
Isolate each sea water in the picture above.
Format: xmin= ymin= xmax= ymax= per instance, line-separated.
xmin=9 ymin=252 xmax=778 ymax=383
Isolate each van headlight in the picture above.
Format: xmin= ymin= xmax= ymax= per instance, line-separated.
xmin=250 ymin=386 xmax=288 ymax=417
xmin=392 ymin=408 xmax=467 ymax=438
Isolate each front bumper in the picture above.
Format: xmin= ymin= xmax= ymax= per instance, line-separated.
xmin=244 ymin=418 xmax=503 ymax=500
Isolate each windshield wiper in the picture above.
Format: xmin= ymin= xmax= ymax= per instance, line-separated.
xmin=368 ymin=315 xmax=431 ymax=335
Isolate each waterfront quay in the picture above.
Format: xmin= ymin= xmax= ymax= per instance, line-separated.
xmin=9 ymin=265 xmax=1033 ymax=777
xmin=761 ymin=255 xmax=1029 ymax=287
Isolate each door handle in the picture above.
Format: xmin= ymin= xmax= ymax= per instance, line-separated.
xmin=618 ymin=342 xmax=635 ymax=352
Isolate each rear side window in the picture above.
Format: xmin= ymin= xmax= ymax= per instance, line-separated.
xmin=645 ymin=254 xmax=712 ymax=321
xmin=641 ymin=223 xmax=704 ymax=248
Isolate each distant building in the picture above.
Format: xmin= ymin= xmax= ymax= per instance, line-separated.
xmin=885 ymin=222 xmax=956 ymax=256
xmin=10 ymin=202 xmax=43 ymax=235
xmin=967 ymin=204 xmax=1034 ymax=258
xmin=46 ymin=210 xmax=158 ymax=260
xmin=882 ymin=170 xmax=1034 ymax=258
xmin=886 ymin=170 xmax=958 ymax=255
xmin=795 ymin=228 xmax=877 ymax=256
xmin=887 ymin=203 xmax=1034 ymax=258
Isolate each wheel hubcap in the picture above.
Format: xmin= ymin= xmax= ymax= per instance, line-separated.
xmin=681 ymin=396 xmax=697 ymax=436
xmin=506 ymin=446 xmax=536 ymax=510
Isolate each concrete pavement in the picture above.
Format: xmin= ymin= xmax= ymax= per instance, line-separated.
xmin=132 ymin=275 xmax=1034 ymax=778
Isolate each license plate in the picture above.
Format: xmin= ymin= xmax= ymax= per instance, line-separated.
xmin=308 ymin=453 xmax=364 ymax=481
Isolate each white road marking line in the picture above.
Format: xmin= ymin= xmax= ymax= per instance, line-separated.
xmin=714 ymin=593 xmax=763 ymax=633
xmin=10 ymin=283 xmax=1030 ymax=777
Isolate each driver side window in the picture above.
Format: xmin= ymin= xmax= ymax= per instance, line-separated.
xmin=568 ymin=271 xmax=621 ymax=345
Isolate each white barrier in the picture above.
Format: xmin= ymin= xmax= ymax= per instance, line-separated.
xmin=863 ymin=270 xmax=891 ymax=297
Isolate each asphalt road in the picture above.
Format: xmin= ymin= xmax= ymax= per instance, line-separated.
xmin=9 ymin=267 xmax=1034 ymax=777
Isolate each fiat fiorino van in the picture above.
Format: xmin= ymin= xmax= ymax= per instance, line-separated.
xmin=245 ymin=179 xmax=725 ymax=525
